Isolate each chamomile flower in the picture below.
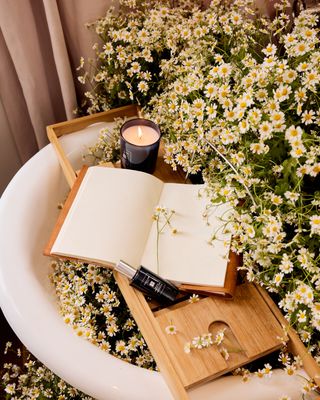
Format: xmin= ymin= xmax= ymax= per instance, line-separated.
xmin=290 ymin=144 xmax=306 ymax=159
xmin=214 ymin=329 xmax=226 ymax=345
xmin=284 ymin=31 xmax=297 ymax=45
xmin=106 ymin=324 xmax=119 ymax=337
xmin=219 ymin=347 xmax=230 ymax=360
xmin=270 ymin=194 xmax=282 ymax=206
xmin=284 ymin=191 xmax=299 ymax=204
xmin=184 ymin=342 xmax=191 ymax=354
xmin=301 ymin=110 xmax=315 ymax=125
xmin=100 ymin=340 xmax=111 ymax=352
xmin=224 ymin=109 xmax=237 ymax=121
xmin=205 ymin=83 xmax=216 ymax=98
xmin=218 ymin=63 xmax=232 ymax=79
xmin=193 ymin=98 xmax=205 ymax=110
xmin=165 ymin=325 xmax=177 ymax=335
xmin=201 ymin=333 xmax=213 ymax=347
xmin=279 ymin=254 xmax=294 ymax=274
xmin=278 ymin=351 xmax=291 ymax=365
xmin=239 ymin=119 xmax=249 ymax=133
xmin=206 ymin=104 xmax=218 ymax=118
xmin=129 ymin=61 xmax=141 ymax=74
xmin=263 ymin=55 xmax=277 ymax=68
xmin=301 ymin=27 xmax=317 ymax=40
xmin=303 ymin=70 xmax=319 ymax=87
xmin=189 ymin=294 xmax=200 ymax=303
xmin=310 ymin=215 xmax=320 ymax=236
xmin=115 ymin=340 xmax=128 ymax=355
xmin=297 ymin=309 xmax=308 ymax=323
xmin=301 ymin=380 xmax=317 ymax=395
xmin=230 ymin=12 xmax=242 ymax=25
xmin=274 ymin=84 xmax=291 ymax=102
xmin=282 ymin=69 xmax=297 ymax=83
xmin=137 ymin=81 xmax=149 ymax=93
xmin=214 ymin=54 xmax=223 ymax=64
xmin=270 ymin=110 xmax=285 ymax=126
xmin=284 ymin=364 xmax=296 ymax=376
xmin=273 ymin=273 xmax=284 ymax=287
xmin=192 ymin=336 xmax=204 ymax=349
xmin=4 ymin=383 xmax=16 ymax=394
xmin=262 ymin=43 xmax=277 ymax=56
xmin=300 ymin=330 xmax=311 ymax=343
xmin=295 ymin=42 xmax=310 ymax=56
xmin=285 ymin=125 xmax=302 ymax=143
xmin=308 ymin=163 xmax=320 ymax=177
xmin=262 ymin=363 xmax=273 ymax=377
xmin=237 ymin=95 xmax=251 ymax=110
xmin=256 ymin=89 xmax=268 ymax=101
xmin=297 ymin=61 xmax=309 ymax=72
xmin=250 ymin=142 xmax=269 ymax=155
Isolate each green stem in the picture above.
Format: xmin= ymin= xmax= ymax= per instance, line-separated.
xmin=156 ymin=218 xmax=160 ymax=271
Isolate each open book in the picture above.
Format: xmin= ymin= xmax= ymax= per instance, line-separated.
xmin=44 ymin=166 xmax=239 ymax=297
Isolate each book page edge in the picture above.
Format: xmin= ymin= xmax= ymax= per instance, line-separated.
xmin=43 ymin=165 xmax=89 ymax=257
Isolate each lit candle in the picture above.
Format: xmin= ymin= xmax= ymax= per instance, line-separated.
xmin=120 ymin=118 xmax=161 ymax=174
xmin=122 ymin=125 xmax=160 ymax=146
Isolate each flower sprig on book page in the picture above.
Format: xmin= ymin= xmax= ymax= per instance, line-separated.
xmin=152 ymin=205 xmax=177 ymax=269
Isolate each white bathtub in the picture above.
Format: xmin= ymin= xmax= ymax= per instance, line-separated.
xmin=0 ymin=123 xmax=311 ymax=399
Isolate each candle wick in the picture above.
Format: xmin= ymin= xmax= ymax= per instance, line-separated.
xmin=138 ymin=126 xmax=143 ymax=140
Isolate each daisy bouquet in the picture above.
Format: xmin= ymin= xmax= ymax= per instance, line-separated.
xmin=145 ymin=5 xmax=320 ymax=359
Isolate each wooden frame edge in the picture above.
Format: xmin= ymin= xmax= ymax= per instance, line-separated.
xmin=47 ymin=104 xmax=141 ymax=189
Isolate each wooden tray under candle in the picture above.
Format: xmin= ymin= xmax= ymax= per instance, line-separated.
xmin=47 ymin=104 xmax=320 ymax=400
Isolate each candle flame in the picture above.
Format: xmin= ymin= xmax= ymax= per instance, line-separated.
xmin=137 ymin=126 xmax=143 ymax=139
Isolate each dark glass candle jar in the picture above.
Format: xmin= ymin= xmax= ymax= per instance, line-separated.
xmin=120 ymin=118 xmax=161 ymax=174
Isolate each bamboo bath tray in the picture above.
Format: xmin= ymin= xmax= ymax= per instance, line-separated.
xmin=47 ymin=104 xmax=320 ymax=400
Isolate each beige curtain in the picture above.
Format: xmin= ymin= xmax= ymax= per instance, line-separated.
xmin=0 ymin=0 xmax=111 ymax=194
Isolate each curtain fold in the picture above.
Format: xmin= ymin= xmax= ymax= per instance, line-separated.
xmin=57 ymin=0 xmax=112 ymax=101
xmin=0 ymin=29 xmax=38 ymax=164
xmin=0 ymin=0 xmax=67 ymax=149
xmin=43 ymin=0 xmax=78 ymax=120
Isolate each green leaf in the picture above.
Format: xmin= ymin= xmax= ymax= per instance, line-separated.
xmin=274 ymin=158 xmax=299 ymax=195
